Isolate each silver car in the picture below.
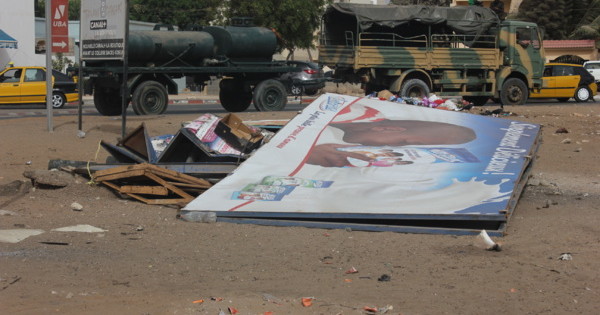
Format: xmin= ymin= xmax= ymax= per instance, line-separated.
xmin=281 ymin=61 xmax=326 ymax=96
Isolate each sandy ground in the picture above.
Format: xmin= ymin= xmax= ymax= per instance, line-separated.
xmin=1 ymin=100 xmax=599 ymax=314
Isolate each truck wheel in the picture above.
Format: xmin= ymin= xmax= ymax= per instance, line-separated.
xmin=219 ymin=79 xmax=252 ymax=112
xmin=574 ymin=86 xmax=591 ymax=102
xmin=51 ymin=92 xmax=66 ymax=109
xmin=94 ymin=88 xmax=125 ymax=116
xmin=253 ymin=79 xmax=287 ymax=111
xmin=131 ymin=81 xmax=168 ymax=115
xmin=462 ymin=96 xmax=490 ymax=106
xmin=500 ymin=78 xmax=528 ymax=105
xmin=400 ymin=79 xmax=430 ymax=99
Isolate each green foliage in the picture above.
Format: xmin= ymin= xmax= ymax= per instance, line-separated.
xmin=570 ymin=0 xmax=600 ymax=39
xmin=223 ymin=0 xmax=331 ymax=54
xmin=130 ymin=0 xmax=221 ymax=30
xmin=52 ymin=53 xmax=73 ymax=71
xmin=517 ymin=0 xmax=600 ymax=40
xmin=35 ymin=0 xmax=81 ymax=20
xmin=517 ymin=0 xmax=568 ymax=39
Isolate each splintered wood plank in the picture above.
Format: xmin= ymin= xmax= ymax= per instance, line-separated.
xmin=93 ymin=169 xmax=146 ymax=182
xmin=143 ymin=171 xmax=194 ymax=200
xmin=120 ymin=185 xmax=169 ymax=196
xmin=101 ymin=181 xmax=191 ymax=205
xmin=144 ymin=164 xmax=212 ymax=187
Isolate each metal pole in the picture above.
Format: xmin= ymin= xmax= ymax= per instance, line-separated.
xmin=45 ymin=0 xmax=54 ymax=132
xmin=77 ymin=42 xmax=83 ymax=133
xmin=121 ymin=0 xmax=129 ymax=140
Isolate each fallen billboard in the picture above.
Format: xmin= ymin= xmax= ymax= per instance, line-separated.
xmin=183 ymin=94 xmax=541 ymax=235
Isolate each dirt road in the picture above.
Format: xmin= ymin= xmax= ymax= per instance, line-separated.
xmin=1 ymin=102 xmax=599 ymax=314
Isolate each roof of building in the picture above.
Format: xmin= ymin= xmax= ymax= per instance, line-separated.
xmin=543 ymin=40 xmax=596 ymax=48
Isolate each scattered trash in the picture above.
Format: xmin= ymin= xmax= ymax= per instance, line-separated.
xmin=344 ymin=278 xmax=353 ymax=283
xmin=177 ymin=211 xmax=217 ymax=223
xmin=363 ymin=306 xmax=379 ymax=313
xmin=510 ymin=288 xmax=518 ymax=293
xmin=367 ymin=91 xmax=471 ymax=111
xmin=345 ymin=266 xmax=358 ymax=274
xmin=192 ymin=299 xmax=204 ymax=304
xmin=52 ymin=225 xmax=107 ymax=233
xmin=261 ymin=293 xmax=281 ymax=305
xmin=561 ymin=138 xmax=572 ymax=144
xmin=211 ymin=297 xmax=224 ymax=302
xmin=228 ymin=306 xmax=239 ymax=314
xmin=77 ymin=130 xmax=86 ymax=138
xmin=0 ymin=210 xmax=18 ymax=216
xmin=555 ymin=127 xmax=569 ymax=134
xmin=301 ymin=297 xmax=314 ymax=307
xmin=377 ymin=274 xmax=391 ymax=282
xmin=476 ymin=230 xmax=502 ymax=251
xmin=39 ymin=241 xmax=70 ymax=246
xmin=25 ymin=161 xmax=32 ymax=165
xmin=558 ymin=253 xmax=573 ymax=261
xmin=0 ymin=229 xmax=45 ymax=243
xmin=70 ymin=202 xmax=83 ymax=211
xmin=0 ymin=276 xmax=21 ymax=291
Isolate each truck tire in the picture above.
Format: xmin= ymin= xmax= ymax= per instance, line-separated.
xmin=400 ymin=79 xmax=430 ymax=99
xmin=94 ymin=88 xmax=125 ymax=116
xmin=574 ymin=86 xmax=592 ymax=102
xmin=131 ymin=81 xmax=168 ymax=115
xmin=253 ymin=79 xmax=287 ymax=111
xmin=219 ymin=79 xmax=252 ymax=112
xmin=462 ymin=96 xmax=490 ymax=106
xmin=500 ymin=78 xmax=528 ymax=105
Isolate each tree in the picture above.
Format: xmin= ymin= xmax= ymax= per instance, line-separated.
xmin=35 ymin=0 xmax=81 ymax=20
xmin=516 ymin=0 xmax=568 ymax=39
xmin=223 ymin=0 xmax=330 ymax=59
xmin=129 ymin=0 xmax=221 ymax=30
xmin=570 ymin=0 xmax=600 ymax=39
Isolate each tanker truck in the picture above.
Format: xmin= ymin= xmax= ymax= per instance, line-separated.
xmin=84 ymin=19 xmax=308 ymax=116
xmin=318 ymin=4 xmax=545 ymax=105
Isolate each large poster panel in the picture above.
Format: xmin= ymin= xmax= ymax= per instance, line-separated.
xmin=184 ymin=94 xmax=540 ymax=221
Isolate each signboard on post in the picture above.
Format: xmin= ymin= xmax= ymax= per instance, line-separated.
xmin=51 ymin=0 xmax=69 ymax=53
xmin=80 ymin=0 xmax=127 ymax=60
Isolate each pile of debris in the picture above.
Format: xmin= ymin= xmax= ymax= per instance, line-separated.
xmin=51 ymin=113 xmax=277 ymax=206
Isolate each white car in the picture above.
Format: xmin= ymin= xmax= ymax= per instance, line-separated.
xmin=583 ymin=60 xmax=600 ymax=83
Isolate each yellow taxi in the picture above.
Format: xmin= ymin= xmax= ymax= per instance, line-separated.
xmin=0 ymin=66 xmax=78 ymax=108
xmin=530 ymin=63 xmax=597 ymax=102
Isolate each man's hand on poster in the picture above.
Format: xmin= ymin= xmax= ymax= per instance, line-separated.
xmin=306 ymin=143 xmax=372 ymax=167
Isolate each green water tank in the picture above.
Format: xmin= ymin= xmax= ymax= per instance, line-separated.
xmin=128 ymin=31 xmax=215 ymax=66
xmin=201 ymin=26 xmax=278 ymax=61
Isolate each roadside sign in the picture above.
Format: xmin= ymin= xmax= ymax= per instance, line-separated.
xmin=80 ymin=0 xmax=127 ymax=60
xmin=51 ymin=0 xmax=69 ymax=53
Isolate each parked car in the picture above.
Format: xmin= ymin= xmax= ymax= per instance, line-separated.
xmin=583 ymin=60 xmax=600 ymax=88
xmin=529 ymin=63 xmax=597 ymax=102
xmin=280 ymin=61 xmax=326 ymax=96
xmin=0 ymin=66 xmax=78 ymax=108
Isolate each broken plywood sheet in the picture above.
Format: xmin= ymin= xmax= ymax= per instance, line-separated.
xmin=183 ymin=93 xmax=540 ymax=235
xmin=94 ymin=163 xmax=212 ymax=205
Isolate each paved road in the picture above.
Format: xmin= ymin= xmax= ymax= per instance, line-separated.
xmin=0 ymin=96 xmax=315 ymax=120
xmin=1 ymin=96 xmax=598 ymax=120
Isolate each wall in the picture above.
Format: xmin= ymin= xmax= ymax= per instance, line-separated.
xmin=0 ymin=0 xmax=44 ymax=67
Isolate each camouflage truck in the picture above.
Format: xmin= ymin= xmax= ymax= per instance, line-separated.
xmin=319 ymin=4 xmax=545 ymax=105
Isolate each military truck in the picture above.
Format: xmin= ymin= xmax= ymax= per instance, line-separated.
xmin=83 ymin=19 xmax=310 ymax=116
xmin=318 ymin=4 xmax=545 ymax=105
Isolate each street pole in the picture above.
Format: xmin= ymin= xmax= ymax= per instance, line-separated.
xmin=45 ymin=0 xmax=54 ymax=132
